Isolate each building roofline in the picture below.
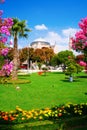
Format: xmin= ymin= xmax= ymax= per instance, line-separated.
xmin=30 ymin=41 xmax=50 ymax=46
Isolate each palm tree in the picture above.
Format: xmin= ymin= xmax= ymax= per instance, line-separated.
xmin=11 ymin=18 xmax=31 ymax=80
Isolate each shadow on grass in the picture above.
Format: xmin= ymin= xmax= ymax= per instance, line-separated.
xmin=84 ymin=92 xmax=87 ymax=95
xmin=61 ymin=79 xmax=80 ymax=83
xmin=77 ymin=76 xmax=87 ymax=78
xmin=51 ymin=72 xmax=64 ymax=74
xmin=18 ymin=75 xmax=30 ymax=79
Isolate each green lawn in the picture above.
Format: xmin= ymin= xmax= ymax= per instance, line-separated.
xmin=0 ymin=72 xmax=87 ymax=111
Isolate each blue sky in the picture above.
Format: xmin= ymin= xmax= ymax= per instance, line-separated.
xmin=0 ymin=0 xmax=87 ymax=52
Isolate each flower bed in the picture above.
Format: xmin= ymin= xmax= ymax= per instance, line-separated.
xmin=38 ymin=71 xmax=43 ymax=75
xmin=0 ymin=103 xmax=87 ymax=124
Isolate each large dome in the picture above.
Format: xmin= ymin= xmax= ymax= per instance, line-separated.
xmin=30 ymin=41 xmax=50 ymax=49
xmin=30 ymin=41 xmax=50 ymax=46
xmin=30 ymin=40 xmax=58 ymax=53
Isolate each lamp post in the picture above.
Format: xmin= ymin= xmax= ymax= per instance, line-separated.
xmin=27 ymin=42 xmax=31 ymax=71
xmin=27 ymin=44 xmax=29 ymax=71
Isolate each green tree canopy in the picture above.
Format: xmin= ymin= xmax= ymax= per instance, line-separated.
xmin=58 ymin=50 xmax=75 ymax=65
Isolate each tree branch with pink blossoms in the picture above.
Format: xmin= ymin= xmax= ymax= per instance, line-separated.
xmin=71 ymin=17 xmax=87 ymax=72
xmin=0 ymin=10 xmax=13 ymax=77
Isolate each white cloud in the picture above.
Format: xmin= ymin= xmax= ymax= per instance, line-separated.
xmin=34 ymin=24 xmax=48 ymax=30
xmin=44 ymin=28 xmax=78 ymax=51
xmin=62 ymin=28 xmax=78 ymax=37
xmin=45 ymin=31 xmax=62 ymax=44
xmin=44 ymin=31 xmax=69 ymax=52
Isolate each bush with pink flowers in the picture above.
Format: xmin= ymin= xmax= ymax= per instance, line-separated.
xmin=0 ymin=9 xmax=13 ymax=77
xmin=71 ymin=17 xmax=87 ymax=72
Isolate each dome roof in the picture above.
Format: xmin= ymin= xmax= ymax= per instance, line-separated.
xmin=30 ymin=41 xmax=50 ymax=46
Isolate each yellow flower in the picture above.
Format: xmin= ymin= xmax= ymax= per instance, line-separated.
xmin=33 ymin=116 xmax=37 ymax=119
xmin=22 ymin=112 xmax=26 ymax=116
xmin=48 ymin=111 xmax=51 ymax=115
xmin=39 ymin=116 xmax=43 ymax=120
xmin=44 ymin=114 xmax=48 ymax=117
xmin=10 ymin=111 xmax=14 ymax=113
xmin=31 ymin=109 xmax=35 ymax=112
xmin=79 ymin=112 xmax=82 ymax=115
xmin=74 ymin=107 xmax=77 ymax=110
xmin=78 ymin=110 xmax=82 ymax=113
xmin=34 ymin=111 xmax=38 ymax=116
xmin=59 ymin=109 xmax=62 ymax=112
xmin=5 ymin=112 xmax=8 ymax=114
xmin=74 ymin=110 xmax=77 ymax=113
xmin=26 ymin=115 xmax=31 ymax=119
xmin=80 ymin=105 xmax=83 ymax=108
xmin=21 ymin=117 xmax=25 ymax=120
xmin=39 ymin=110 xmax=43 ymax=114
xmin=55 ymin=114 xmax=58 ymax=117
xmin=67 ymin=104 xmax=70 ymax=108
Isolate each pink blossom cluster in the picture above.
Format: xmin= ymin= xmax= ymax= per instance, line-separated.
xmin=79 ymin=17 xmax=87 ymax=34
xmin=0 ymin=10 xmax=13 ymax=44
xmin=1 ymin=48 xmax=8 ymax=56
xmin=2 ymin=62 xmax=13 ymax=76
xmin=79 ymin=61 xmax=87 ymax=67
xmin=0 ymin=9 xmax=13 ymax=76
xmin=0 ymin=26 xmax=10 ymax=36
xmin=71 ymin=17 xmax=87 ymax=72
xmin=4 ymin=18 xmax=13 ymax=28
xmin=72 ymin=17 xmax=87 ymax=51
xmin=0 ymin=36 xmax=7 ymax=43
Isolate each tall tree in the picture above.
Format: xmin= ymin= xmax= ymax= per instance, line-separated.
xmin=33 ymin=47 xmax=54 ymax=64
xmin=11 ymin=18 xmax=31 ymax=80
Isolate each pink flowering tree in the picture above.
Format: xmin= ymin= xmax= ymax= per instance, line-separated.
xmin=0 ymin=9 xmax=13 ymax=77
xmin=72 ymin=17 xmax=87 ymax=72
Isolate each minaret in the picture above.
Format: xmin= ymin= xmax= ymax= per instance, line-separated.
xmin=53 ymin=41 xmax=58 ymax=54
xmin=69 ymin=37 xmax=72 ymax=51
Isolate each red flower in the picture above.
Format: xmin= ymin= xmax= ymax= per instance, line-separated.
xmin=38 ymin=71 xmax=43 ymax=75
xmin=58 ymin=113 xmax=62 ymax=117
xmin=3 ymin=115 xmax=8 ymax=121
xmin=10 ymin=116 xmax=15 ymax=121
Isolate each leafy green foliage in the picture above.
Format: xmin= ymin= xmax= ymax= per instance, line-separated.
xmin=0 ymin=55 xmax=4 ymax=69
xmin=65 ymin=56 xmax=83 ymax=77
xmin=58 ymin=50 xmax=75 ymax=65
xmin=51 ymin=54 xmax=61 ymax=66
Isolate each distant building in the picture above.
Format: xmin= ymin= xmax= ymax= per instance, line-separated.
xmin=69 ymin=37 xmax=72 ymax=51
xmin=30 ymin=41 xmax=50 ymax=49
xmin=30 ymin=40 xmax=58 ymax=53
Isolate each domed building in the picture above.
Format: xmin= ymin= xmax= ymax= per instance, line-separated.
xmin=30 ymin=41 xmax=50 ymax=49
xmin=30 ymin=39 xmax=58 ymax=53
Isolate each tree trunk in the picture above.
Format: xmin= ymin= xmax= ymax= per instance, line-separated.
xmin=12 ymin=35 xmax=19 ymax=80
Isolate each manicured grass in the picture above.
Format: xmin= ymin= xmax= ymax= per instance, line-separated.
xmin=0 ymin=72 xmax=87 ymax=111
